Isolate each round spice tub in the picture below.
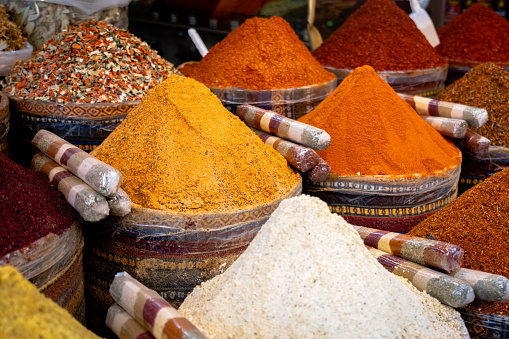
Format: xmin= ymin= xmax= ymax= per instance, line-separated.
xmin=208 ymin=79 xmax=337 ymax=120
xmin=0 ymin=92 xmax=9 ymax=156
xmin=458 ymin=146 xmax=509 ymax=195
xmin=0 ymin=220 xmax=85 ymax=324
xmin=84 ymin=178 xmax=302 ymax=337
xmin=326 ymin=66 xmax=448 ymax=97
xmin=304 ymin=166 xmax=460 ymax=233
xmin=458 ymin=309 xmax=509 ymax=339
xmin=8 ymin=98 xmax=138 ymax=164
xmin=446 ymin=60 xmax=509 ymax=85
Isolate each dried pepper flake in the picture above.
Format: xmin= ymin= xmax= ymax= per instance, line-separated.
xmin=3 ymin=21 xmax=177 ymax=104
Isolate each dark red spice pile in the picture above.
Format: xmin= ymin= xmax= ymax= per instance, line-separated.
xmin=436 ymin=4 xmax=509 ymax=64
xmin=312 ymin=0 xmax=446 ymax=71
xmin=409 ymin=167 xmax=509 ymax=316
xmin=0 ymin=154 xmax=76 ymax=257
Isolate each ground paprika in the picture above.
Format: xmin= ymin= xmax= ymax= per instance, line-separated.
xmin=298 ymin=65 xmax=461 ymax=177
xmin=181 ymin=16 xmax=336 ymax=90
xmin=312 ymin=0 xmax=446 ymax=71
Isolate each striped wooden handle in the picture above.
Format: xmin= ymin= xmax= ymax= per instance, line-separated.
xmin=237 ymin=104 xmax=331 ymax=150
xmin=398 ymin=93 xmax=488 ymax=128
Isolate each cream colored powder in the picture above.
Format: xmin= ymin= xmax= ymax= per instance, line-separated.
xmin=179 ymin=195 xmax=467 ymax=338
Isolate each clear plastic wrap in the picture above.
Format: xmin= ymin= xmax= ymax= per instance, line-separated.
xmin=306 ymin=150 xmax=330 ymax=183
xmin=368 ymin=246 xmax=475 ymax=308
xmin=326 ymin=66 xmax=448 ymax=96
xmin=107 ymin=188 xmax=132 ymax=217
xmin=237 ymin=104 xmax=331 ymax=151
xmin=109 ymin=272 xmax=207 ymax=339
xmin=84 ymin=178 xmax=302 ymax=335
xmin=459 ymin=309 xmax=509 ymax=339
xmin=451 ymin=268 xmax=509 ymax=302
xmin=1 ymin=1 xmax=130 ymax=50
xmin=0 ymin=41 xmax=33 ymax=76
xmin=398 ymin=92 xmax=488 ymax=128
xmin=454 ymin=130 xmax=490 ymax=156
xmin=354 ymin=225 xmax=464 ymax=273
xmin=459 ymin=146 xmax=509 ymax=195
xmin=421 ymin=116 xmax=468 ymax=139
xmin=304 ymin=165 xmax=461 ymax=232
xmin=106 ymin=303 xmax=155 ymax=339
xmin=208 ymin=79 xmax=337 ymax=120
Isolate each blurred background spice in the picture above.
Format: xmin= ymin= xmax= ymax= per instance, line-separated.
xmin=0 ymin=5 xmax=26 ymax=51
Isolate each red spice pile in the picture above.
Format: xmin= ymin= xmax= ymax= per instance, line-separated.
xmin=409 ymin=167 xmax=509 ymax=316
xmin=181 ymin=16 xmax=336 ymax=90
xmin=436 ymin=4 xmax=509 ymax=64
xmin=0 ymin=154 xmax=76 ymax=257
xmin=312 ymin=0 xmax=446 ymax=71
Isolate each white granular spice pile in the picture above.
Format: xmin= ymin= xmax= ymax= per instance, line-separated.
xmin=179 ymin=195 xmax=468 ymax=338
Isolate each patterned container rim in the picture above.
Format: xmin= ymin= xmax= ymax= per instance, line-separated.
xmin=458 ymin=308 xmax=509 ymax=334
xmin=8 ymin=96 xmax=140 ymax=119
xmin=447 ymin=58 xmax=509 ymax=71
xmin=325 ymin=66 xmax=448 ymax=83
xmin=0 ymin=219 xmax=81 ymax=280
xmin=207 ymin=79 xmax=337 ymax=104
xmin=105 ymin=176 xmax=302 ymax=232
xmin=306 ymin=163 xmax=461 ymax=196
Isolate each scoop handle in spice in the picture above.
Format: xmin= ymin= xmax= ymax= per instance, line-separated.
xmin=397 ymin=93 xmax=488 ymax=128
xmin=454 ymin=130 xmax=491 ymax=156
xmin=107 ymin=188 xmax=132 ymax=217
xmin=31 ymin=152 xmax=109 ymax=222
xmin=306 ymin=150 xmax=331 ymax=182
xmin=110 ymin=272 xmax=208 ymax=339
xmin=449 ymin=268 xmax=509 ymax=302
xmin=250 ymin=127 xmax=318 ymax=172
xmin=237 ymin=104 xmax=331 ymax=151
xmin=352 ymin=225 xmax=463 ymax=273
xmin=106 ymin=303 xmax=156 ymax=339
xmin=421 ymin=116 xmax=468 ymax=139
xmin=32 ymin=129 xmax=122 ymax=197
xmin=367 ymin=246 xmax=475 ymax=308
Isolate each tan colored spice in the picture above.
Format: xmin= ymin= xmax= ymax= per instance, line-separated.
xmin=91 ymin=74 xmax=300 ymax=213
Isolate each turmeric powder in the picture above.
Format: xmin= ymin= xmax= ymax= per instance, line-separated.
xmin=92 ymin=74 xmax=300 ymax=213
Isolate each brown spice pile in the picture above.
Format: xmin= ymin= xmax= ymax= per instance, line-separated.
xmin=436 ymin=62 xmax=509 ymax=148
xmin=91 ymin=74 xmax=300 ymax=213
xmin=409 ymin=167 xmax=509 ymax=316
xmin=0 ymin=5 xmax=26 ymax=51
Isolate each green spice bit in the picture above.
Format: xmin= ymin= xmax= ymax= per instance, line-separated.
xmin=2 ymin=21 xmax=177 ymax=104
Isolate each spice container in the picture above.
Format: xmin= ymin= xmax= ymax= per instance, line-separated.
xmin=326 ymin=66 xmax=448 ymax=96
xmin=458 ymin=310 xmax=509 ymax=339
xmin=84 ymin=179 xmax=302 ymax=337
xmin=0 ymin=41 xmax=33 ymax=76
xmin=0 ymin=91 xmax=9 ymax=155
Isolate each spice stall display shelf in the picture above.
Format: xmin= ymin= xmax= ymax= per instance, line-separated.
xmin=304 ymin=165 xmax=460 ymax=233
xmin=0 ymin=220 xmax=86 ymax=324
xmin=326 ymin=66 xmax=448 ymax=97
xmin=84 ymin=177 xmax=302 ymax=337
xmin=208 ymin=79 xmax=337 ymax=120
xmin=0 ymin=92 xmax=9 ymax=156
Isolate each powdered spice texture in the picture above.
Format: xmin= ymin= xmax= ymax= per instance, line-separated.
xmin=181 ymin=16 xmax=335 ymax=90
xmin=409 ymin=167 xmax=509 ymax=316
xmin=436 ymin=4 xmax=509 ymax=64
xmin=436 ymin=62 xmax=509 ymax=148
xmin=91 ymin=74 xmax=299 ymax=213
xmin=179 ymin=195 xmax=468 ymax=338
xmin=298 ymin=65 xmax=461 ymax=176
xmin=312 ymin=0 xmax=446 ymax=71
xmin=0 ymin=154 xmax=76 ymax=257
xmin=3 ymin=21 xmax=176 ymax=104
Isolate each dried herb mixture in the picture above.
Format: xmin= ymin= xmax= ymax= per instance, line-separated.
xmin=3 ymin=21 xmax=177 ymax=104
xmin=0 ymin=4 xmax=26 ymax=51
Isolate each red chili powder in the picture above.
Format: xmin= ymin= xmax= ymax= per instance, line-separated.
xmin=0 ymin=154 xmax=76 ymax=257
xmin=312 ymin=0 xmax=446 ymax=71
xmin=436 ymin=4 xmax=509 ymax=64
xmin=182 ymin=16 xmax=336 ymax=90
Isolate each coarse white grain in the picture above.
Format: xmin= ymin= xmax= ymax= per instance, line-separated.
xmin=179 ymin=195 xmax=468 ymax=339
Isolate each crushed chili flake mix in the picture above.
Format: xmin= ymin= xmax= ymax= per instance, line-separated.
xmin=0 ymin=154 xmax=76 ymax=258
xmin=3 ymin=21 xmax=177 ymax=104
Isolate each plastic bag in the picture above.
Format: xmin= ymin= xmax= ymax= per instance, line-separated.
xmin=209 ymin=79 xmax=337 ymax=120
xmin=304 ymin=165 xmax=461 ymax=232
xmin=1 ymin=1 xmax=131 ymax=50
xmin=326 ymin=66 xmax=448 ymax=97
xmin=0 ymin=41 xmax=32 ymax=76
